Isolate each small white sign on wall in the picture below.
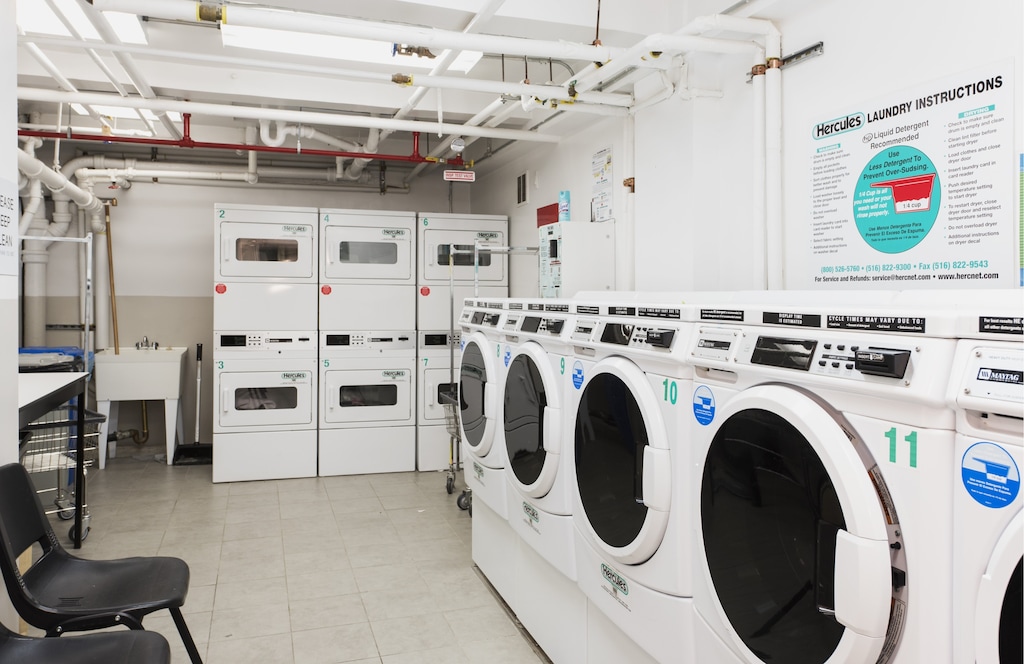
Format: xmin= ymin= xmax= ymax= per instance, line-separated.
xmin=592 ymin=147 xmax=613 ymax=222
xmin=0 ymin=178 xmax=17 ymax=276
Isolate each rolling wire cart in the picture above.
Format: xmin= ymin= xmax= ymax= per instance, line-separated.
xmin=19 ymin=403 xmax=103 ymax=543
xmin=444 ymin=249 xmax=471 ymax=511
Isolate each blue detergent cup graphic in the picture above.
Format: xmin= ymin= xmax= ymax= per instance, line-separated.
xmin=692 ymin=385 xmax=716 ymax=426
xmin=504 ymin=347 xmax=511 ymax=368
xmin=854 ymin=145 xmax=940 ymax=254
xmin=961 ymin=441 xmax=1020 ymax=508
xmin=571 ymin=361 xmax=585 ymax=389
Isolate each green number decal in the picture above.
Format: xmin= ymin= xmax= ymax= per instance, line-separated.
xmin=560 ymin=357 xmax=565 ymax=375
xmin=216 ymin=360 xmax=224 ymax=369
xmin=422 ymin=357 xmax=429 ymax=367
xmin=324 ymin=214 xmax=329 ymax=221
xmin=218 ymin=209 xmax=225 ymax=218
xmin=886 ymin=427 xmax=918 ymax=468
xmin=662 ymin=378 xmax=678 ymax=404
xmin=323 ymin=359 xmax=330 ymax=368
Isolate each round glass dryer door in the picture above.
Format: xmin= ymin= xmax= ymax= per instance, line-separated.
xmin=504 ymin=343 xmax=562 ymax=498
xmin=459 ymin=334 xmax=498 ymax=457
xmin=697 ymin=384 xmax=901 ymax=664
xmin=574 ymin=357 xmax=671 ymax=564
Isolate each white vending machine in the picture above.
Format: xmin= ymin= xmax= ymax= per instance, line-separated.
xmin=416 ymin=213 xmax=508 ymax=331
xmin=538 ymin=221 xmax=615 ymax=298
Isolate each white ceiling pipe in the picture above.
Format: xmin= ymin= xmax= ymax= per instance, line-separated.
xmin=395 ymin=73 xmax=633 ymax=107
xmin=77 ymin=1 xmax=183 ymax=139
xmin=402 ymin=61 xmax=603 ymax=183
xmin=18 ymin=87 xmax=562 ymax=144
xmin=571 ymin=33 xmax=760 ymax=96
xmin=343 ymin=127 xmax=379 ymax=180
xmin=93 ymin=0 xmax=623 ymax=62
xmin=19 ymin=178 xmax=44 ymax=236
xmin=18 ymin=122 xmax=155 ymax=138
xmin=78 ymin=168 xmax=253 ymax=182
xmin=245 ymin=125 xmax=258 ymax=183
xmin=381 ymin=0 xmax=506 ymax=143
xmin=17 ymin=150 xmax=104 ymax=212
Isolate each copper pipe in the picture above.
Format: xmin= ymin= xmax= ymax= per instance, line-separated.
xmin=104 ymin=202 xmax=120 ymax=354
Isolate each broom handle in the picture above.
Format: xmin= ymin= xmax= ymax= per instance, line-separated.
xmin=194 ymin=343 xmax=203 ymax=443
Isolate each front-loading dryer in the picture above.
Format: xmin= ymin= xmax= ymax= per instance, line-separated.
xmin=319 ymin=209 xmax=416 ymax=331
xmin=212 ymin=330 xmax=318 ymax=483
xmin=949 ymin=337 xmax=1023 ymax=664
xmin=686 ymin=318 xmax=958 ymax=664
xmin=318 ymin=330 xmax=416 ymax=476
xmin=568 ymin=300 xmax=697 ymax=664
xmin=213 ymin=204 xmax=318 ymax=331
xmin=416 ymin=330 xmax=461 ymax=472
xmin=500 ymin=299 xmax=587 ymax=664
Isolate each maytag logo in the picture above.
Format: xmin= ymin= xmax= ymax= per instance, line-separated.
xmin=381 ymin=228 xmax=407 ymax=237
xmin=522 ymin=502 xmax=539 ymax=523
xmin=601 ymin=564 xmax=628 ymax=596
xmin=281 ymin=372 xmax=307 ymax=380
xmin=477 ymin=232 xmax=500 ymax=240
xmin=381 ymin=370 xmax=407 ymax=379
xmin=978 ymin=368 xmax=1023 ymax=384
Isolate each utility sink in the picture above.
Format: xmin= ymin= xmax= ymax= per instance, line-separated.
xmin=94 ymin=347 xmax=188 ymax=401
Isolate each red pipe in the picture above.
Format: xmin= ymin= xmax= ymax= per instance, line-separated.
xmin=17 ymin=128 xmax=432 ymax=164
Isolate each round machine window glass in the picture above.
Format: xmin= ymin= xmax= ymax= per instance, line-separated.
xmin=575 ymin=372 xmax=649 ymax=548
xmin=701 ymin=408 xmax=846 ymax=664
xmin=459 ymin=341 xmax=488 ymax=448
xmin=504 ymin=354 xmax=547 ymax=485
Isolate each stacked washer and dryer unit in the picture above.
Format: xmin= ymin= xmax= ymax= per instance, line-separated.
xmin=318 ymin=209 xmax=418 ymax=476
xmin=418 ymin=213 xmax=508 ymax=472
xmin=212 ymin=204 xmax=320 ymax=482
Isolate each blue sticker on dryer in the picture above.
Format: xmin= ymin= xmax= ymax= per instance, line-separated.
xmin=504 ymin=347 xmax=512 ymax=368
xmin=693 ymin=385 xmax=716 ymax=426
xmin=961 ymin=441 xmax=1020 ymax=508
xmin=572 ymin=361 xmax=585 ymax=389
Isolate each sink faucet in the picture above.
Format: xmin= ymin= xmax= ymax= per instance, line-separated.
xmin=136 ymin=336 xmax=158 ymax=350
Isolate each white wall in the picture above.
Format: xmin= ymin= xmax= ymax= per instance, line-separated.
xmin=472 ymin=115 xmax=629 ymax=296
xmin=2 ymin=0 xmax=18 ymax=467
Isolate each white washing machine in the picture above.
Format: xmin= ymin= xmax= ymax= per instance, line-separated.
xmin=568 ymin=300 xmax=697 ymax=664
xmin=318 ymin=330 xmax=416 ymax=476
xmin=949 ymin=337 xmax=1023 ymax=664
xmin=686 ymin=317 xmax=958 ymax=664
xmin=416 ymin=329 xmax=461 ymax=472
xmin=213 ymin=203 xmax=319 ymax=331
xmin=319 ymin=208 xmax=416 ymax=331
xmin=416 ymin=212 xmax=508 ymax=331
xmin=500 ymin=299 xmax=589 ymax=664
xmin=212 ymin=330 xmax=318 ymax=483
xmin=458 ymin=299 xmax=509 ymax=514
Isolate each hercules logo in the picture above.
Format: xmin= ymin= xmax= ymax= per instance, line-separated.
xmin=601 ymin=564 xmax=628 ymax=596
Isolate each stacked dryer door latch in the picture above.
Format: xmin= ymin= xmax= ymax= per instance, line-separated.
xmin=213 ymin=204 xmax=319 ymax=482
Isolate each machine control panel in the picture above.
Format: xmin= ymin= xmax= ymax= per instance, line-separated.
xmin=571 ymin=319 xmax=679 ymax=351
xmin=216 ymin=332 xmax=315 ymax=351
xmin=690 ymin=326 xmax=916 ymax=382
xmin=322 ymin=332 xmax=415 ymax=351
xmin=956 ymin=345 xmax=1024 ymax=412
xmin=517 ymin=315 xmax=566 ymax=336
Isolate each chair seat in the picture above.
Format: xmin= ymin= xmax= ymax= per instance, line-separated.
xmin=24 ymin=552 xmax=189 ymax=626
xmin=0 ymin=628 xmax=170 ymax=664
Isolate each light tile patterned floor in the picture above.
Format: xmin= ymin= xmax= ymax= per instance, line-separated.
xmin=57 ymin=455 xmax=549 ymax=664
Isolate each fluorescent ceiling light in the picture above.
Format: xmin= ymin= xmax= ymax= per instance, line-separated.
xmin=101 ymin=11 xmax=148 ymax=45
xmin=17 ymin=0 xmax=146 ymax=44
xmin=221 ymin=24 xmax=482 ymax=73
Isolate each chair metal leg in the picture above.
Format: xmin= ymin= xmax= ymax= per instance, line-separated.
xmin=170 ymin=607 xmax=204 ymax=664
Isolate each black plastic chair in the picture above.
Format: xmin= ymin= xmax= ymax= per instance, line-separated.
xmin=0 ymin=463 xmax=203 ymax=663
xmin=0 ymin=621 xmax=171 ymax=663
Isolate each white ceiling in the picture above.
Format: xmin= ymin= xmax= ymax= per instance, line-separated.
xmin=16 ymin=0 xmax=793 ymax=179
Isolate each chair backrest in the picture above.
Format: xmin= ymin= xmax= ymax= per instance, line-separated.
xmin=0 ymin=464 xmax=60 ymax=601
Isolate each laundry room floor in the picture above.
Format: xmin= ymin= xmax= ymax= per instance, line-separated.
xmin=46 ymin=456 xmax=550 ymax=664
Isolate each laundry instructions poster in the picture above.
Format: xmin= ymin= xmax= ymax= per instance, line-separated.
xmin=807 ymin=61 xmax=1015 ymax=288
